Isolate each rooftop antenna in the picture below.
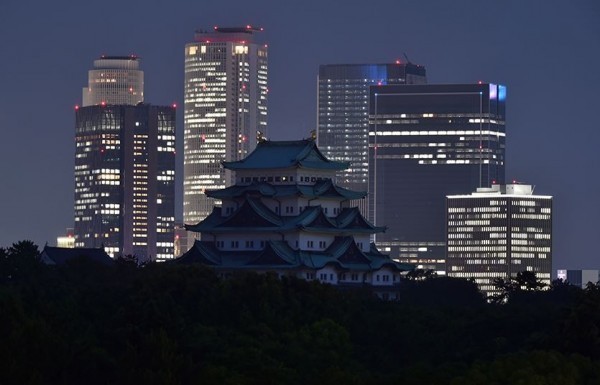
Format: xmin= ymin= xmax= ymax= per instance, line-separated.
xmin=403 ymin=52 xmax=412 ymax=64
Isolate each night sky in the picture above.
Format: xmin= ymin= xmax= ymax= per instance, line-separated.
xmin=1 ymin=0 xmax=599 ymax=270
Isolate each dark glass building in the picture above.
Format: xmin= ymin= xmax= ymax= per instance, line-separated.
xmin=368 ymin=83 xmax=506 ymax=274
xmin=74 ymin=104 xmax=176 ymax=261
xmin=317 ymin=62 xmax=426 ymax=214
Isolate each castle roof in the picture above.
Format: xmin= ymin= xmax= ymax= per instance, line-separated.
xmin=222 ymin=139 xmax=349 ymax=171
xmin=207 ymin=179 xmax=366 ymax=200
xmin=39 ymin=246 xmax=113 ymax=266
xmin=185 ymin=198 xmax=385 ymax=235
xmin=176 ymin=238 xmax=413 ymax=272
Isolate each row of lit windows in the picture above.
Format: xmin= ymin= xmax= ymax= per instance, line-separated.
xmin=448 ymin=240 xmax=507 ymax=246
xmin=511 ymin=214 xmax=551 ymax=220
xmin=448 ymin=246 xmax=509 ymax=252
xmin=370 ymin=130 xmax=505 ymax=137
xmin=512 ymin=247 xmax=551 ymax=252
xmin=448 ymin=214 xmax=507 ymax=220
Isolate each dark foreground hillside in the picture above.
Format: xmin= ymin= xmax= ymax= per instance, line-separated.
xmin=2 ymin=241 xmax=600 ymax=384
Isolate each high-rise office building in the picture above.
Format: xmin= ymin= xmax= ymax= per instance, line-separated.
xmin=447 ymin=183 xmax=552 ymax=297
xmin=317 ymin=62 xmax=426 ymax=213
xmin=368 ymin=83 xmax=506 ymax=274
xmin=74 ymin=57 xmax=175 ymax=261
xmin=82 ymin=55 xmax=144 ymax=107
xmin=184 ymin=26 xmax=268 ymax=249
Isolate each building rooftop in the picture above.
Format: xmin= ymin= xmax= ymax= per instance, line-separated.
xmin=222 ymin=139 xmax=349 ymax=171
xmin=447 ymin=183 xmax=552 ymax=199
xmin=207 ymin=179 xmax=366 ymax=200
xmin=176 ymin=238 xmax=412 ymax=272
xmin=185 ymin=198 xmax=384 ymax=234
xmin=39 ymin=246 xmax=113 ymax=266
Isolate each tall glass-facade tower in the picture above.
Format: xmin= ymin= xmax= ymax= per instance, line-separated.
xmin=74 ymin=104 xmax=176 ymax=261
xmin=368 ymin=83 xmax=506 ymax=274
xmin=317 ymin=62 xmax=426 ymax=214
xmin=184 ymin=26 xmax=268 ymax=249
xmin=74 ymin=57 xmax=175 ymax=261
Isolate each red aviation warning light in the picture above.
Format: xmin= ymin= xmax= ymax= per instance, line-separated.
xmin=74 ymin=105 xmax=79 ymax=110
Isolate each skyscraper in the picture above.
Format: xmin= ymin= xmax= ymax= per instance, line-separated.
xmin=369 ymin=83 xmax=506 ymax=274
xmin=183 ymin=26 xmax=268 ymax=249
xmin=447 ymin=183 xmax=552 ymax=297
xmin=74 ymin=57 xmax=175 ymax=261
xmin=82 ymin=55 xmax=144 ymax=107
xmin=317 ymin=62 xmax=426 ymax=213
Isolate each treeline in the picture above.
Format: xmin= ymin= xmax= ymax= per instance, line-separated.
xmin=2 ymin=240 xmax=600 ymax=384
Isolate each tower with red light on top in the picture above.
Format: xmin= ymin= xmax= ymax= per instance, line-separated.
xmin=183 ymin=25 xmax=268 ymax=250
xmin=74 ymin=56 xmax=176 ymax=261
xmin=82 ymin=55 xmax=143 ymax=107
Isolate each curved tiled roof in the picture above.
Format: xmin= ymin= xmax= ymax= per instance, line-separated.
xmin=222 ymin=140 xmax=349 ymax=171
xmin=39 ymin=246 xmax=113 ymax=266
xmin=177 ymin=238 xmax=413 ymax=272
xmin=207 ymin=179 xmax=366 ymax=200
xmin=185 ymin=202 xmax=383 ymax=235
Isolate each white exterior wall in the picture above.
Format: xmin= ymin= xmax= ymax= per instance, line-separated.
xmin=371 ymin=267 xmax=397 ymax=287
xmin=211 ymin=232 xmax=282 ymax=250
xmin=297 ymin=232 xmax=335 ymax=251
xmin=317 ymin=265 xmax=339 ymax=284
xmin=352 ymin=234 xmax=371 ymax=252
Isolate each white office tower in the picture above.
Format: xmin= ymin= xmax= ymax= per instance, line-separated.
xmin=446 ymin=183 xmax=552 ymax=298
xmin=183 ymin=26 xmax=268 ymax=249
xmin=82 ymin=55 xmax=144 ymax=106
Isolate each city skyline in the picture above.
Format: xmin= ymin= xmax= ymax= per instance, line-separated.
xmin=1 ymin=0 xmax=599 ymax=271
